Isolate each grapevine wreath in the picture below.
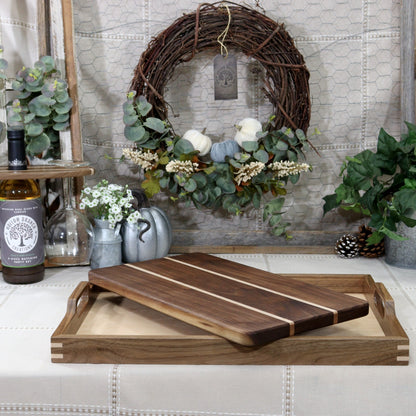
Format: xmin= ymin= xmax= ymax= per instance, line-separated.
xmin=122 ymin=2 xmax=317 ymax=236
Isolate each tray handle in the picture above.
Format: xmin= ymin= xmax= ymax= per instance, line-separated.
xmin=67 ymin=281 xmax=91 ymax=319
xmin=373 ymin=282 xmax=395 ymax=319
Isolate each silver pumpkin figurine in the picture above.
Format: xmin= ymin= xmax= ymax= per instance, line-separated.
xmin=121 ymin=189 xmax=172 ymax=262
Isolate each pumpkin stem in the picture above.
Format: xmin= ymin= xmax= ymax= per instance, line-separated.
xmin=137 ymin=218 xmax=151 ymax=242
xmin=131 ymin=188 xmax=150 ymax=208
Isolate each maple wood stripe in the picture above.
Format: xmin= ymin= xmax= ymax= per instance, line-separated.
xmin=125 ymin=263 xmax=296 ymax=336
xmin=166 ymin=256 xmax=339 ymax=324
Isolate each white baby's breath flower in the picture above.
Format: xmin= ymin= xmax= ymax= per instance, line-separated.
xmin=80 ymin=179 xmax=144 ymax=229
xmin=127 ymin=210 xmax=142 ymax=224
xmin=101 ymin=194 xmax=112 ymax=204
xmin=110 ymin=205 xmax=121 ymax=215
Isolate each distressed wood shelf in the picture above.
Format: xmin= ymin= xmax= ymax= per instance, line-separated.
xmin=0 ymin=165 xmax=94 ymax=180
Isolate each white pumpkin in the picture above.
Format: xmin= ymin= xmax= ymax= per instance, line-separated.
xmin=234 ymin=118 xmax=262 ymax=147
xmin=234 ymin=130 xmax=258 ymax=147
xmin=183 ymin=129 xmax=212 ymax=156
xmin=237 ymin=118 xmax=262 ymax=134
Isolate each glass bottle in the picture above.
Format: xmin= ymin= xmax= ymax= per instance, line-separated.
xmin=0 ymin=129 xmax=44 ymax=283
xmin=44 ymin=161 xmax=94 ymax=266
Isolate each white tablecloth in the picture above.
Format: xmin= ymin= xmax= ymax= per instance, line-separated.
xmin=0 ymin=254 xmax=415 ymax=416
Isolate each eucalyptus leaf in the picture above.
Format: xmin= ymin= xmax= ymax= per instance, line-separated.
xmin=17 ymin=90 xmax=32 ymax=99
xmin=53 ymin=113 xmax=69 ymax=123
xmin=54 ymin=89 xmax=69 ymax=103
xmin=276 ymin=140 xmax=289 ymax=151
xmin=241 ymin=141 xmax=259 ymax=152
xmin=295 ymin=129 xmax=306 ymax=142
xmin=53 ymin=121 xmax=70 ymax=131
xmin=216 ymin=176 xmax=236 ymax=194
xmin=39 ymin=56 xmax=55 ymax=73
xmin=174 ymin=139 xmax=195 ymax=157
xmin=270 ymin=223 xmax=289 ymax=237
xmin=192 ymin=190 xmax=209 ymax=205
xmin=159 ymin=176 xmax=170 ymax=189
xmin=253 ymin=149 xmax=269 ymax=163
xmin=287 ymin=150 xmax=298 ymax=161
xmin=53 ymin=98 xmax=73 ymax=114
xmin=229 ymin=159 xmax=242 ymax=168
xmin=25 ymin=82 xmax=43 ymax=93
xmin=137 ymin=96 xmax=152 ymax=116
xmin=141 ymin=138 xmax=159 ymax=149
xmin=169 ymin=180 xmax=178 ymax=194
xmin=184 ymin=178 xmax=197 ymax=192
xmin=26 ymin=133 xmax=50 ymax=155
xmin=124 ymin=125 xmax=146 ymax=142
xmin=24 ymin=113 xmax=36 ymax=123
xmin=289 ymin=173 xmax=300 ymax=184
xmin=41 ymin=82 xmax=56 ymax=98
xmin=26 ymin=121 xmax=43 ymax=137
xmin=192 ymin=172 xmax=207 ymax=188
xmin=144 ymin=117 xmax=166 ymax=133
xmin=28 ymin=96 xmax=55 ymax=117
xmin=123 ymin=102 xmax=136 ymax=116
xmin=123 ymin=113 xmax=139 ymax=126
xmin=252 ymin=191 xmax=261 ymax=209
xmin=263 ymin=197 xmax=285 ymax=221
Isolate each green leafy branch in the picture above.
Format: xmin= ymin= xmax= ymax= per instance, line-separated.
xmin=323 ymin=122 xmax=416 ymax=244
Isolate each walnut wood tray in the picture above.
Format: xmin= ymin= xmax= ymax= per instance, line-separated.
xmin=51 ymin=273 xmax=409 ymax=365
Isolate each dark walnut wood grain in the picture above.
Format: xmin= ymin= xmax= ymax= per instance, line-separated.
xmin=88 ymin=253 xmax=369 ymax=346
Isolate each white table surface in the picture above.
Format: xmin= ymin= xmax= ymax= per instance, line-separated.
xmin=0 ymin=253 xmax=415 ymax=416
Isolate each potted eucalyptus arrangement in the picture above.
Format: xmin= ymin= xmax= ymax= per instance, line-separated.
xmin=323 ymin=122 xmax=416 ymax=268
xmin=2 ymin=53 xmax=72 ymax=160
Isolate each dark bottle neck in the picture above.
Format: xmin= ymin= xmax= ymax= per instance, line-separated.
xmin=7 ymin=129 xmax=27 ymax=171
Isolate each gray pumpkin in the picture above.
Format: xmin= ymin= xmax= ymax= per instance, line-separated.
xmin=121 ymin=190 xmax=172 ymax=262
xmin=210 ymin=140 xmax=240 ymax=162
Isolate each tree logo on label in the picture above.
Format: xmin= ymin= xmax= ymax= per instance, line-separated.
xmin=4 ymin=215 xmax=38 ymax=253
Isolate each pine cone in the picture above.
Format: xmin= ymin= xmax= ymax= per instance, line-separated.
xmin=335 ymin=234 xmax=360 ymax=258
xmin=357 ymin=224 xmax=385 ymax=258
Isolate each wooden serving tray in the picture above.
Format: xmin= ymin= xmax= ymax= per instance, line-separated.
xmin=51 ymin=273 xmax=409 ymax=365
xmin=88 ymin=254 xmax=369 ymax=346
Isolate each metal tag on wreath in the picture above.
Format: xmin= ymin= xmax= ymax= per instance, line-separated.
xmin=214 ymin=54 xmax=238 ymax=100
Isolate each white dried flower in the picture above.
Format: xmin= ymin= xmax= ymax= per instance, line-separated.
xmin=80 ymin=179 xmax=143 ymax=229
xmin=234 ymin=161 xmax=265 ymax=185
xmin=165 ymin=160 xmax=199 ymax=175
xmin=123 ymin=148 xmax=159 ymax=171
xmin=269 ymin=160 xmax=311 ymax=178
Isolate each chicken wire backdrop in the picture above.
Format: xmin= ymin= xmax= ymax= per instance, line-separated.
xmin=0 ymin=0 xmax=406 ymax=247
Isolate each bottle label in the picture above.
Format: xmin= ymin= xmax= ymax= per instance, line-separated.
xmin=0 ymin=199 xmax=44 ymax=267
